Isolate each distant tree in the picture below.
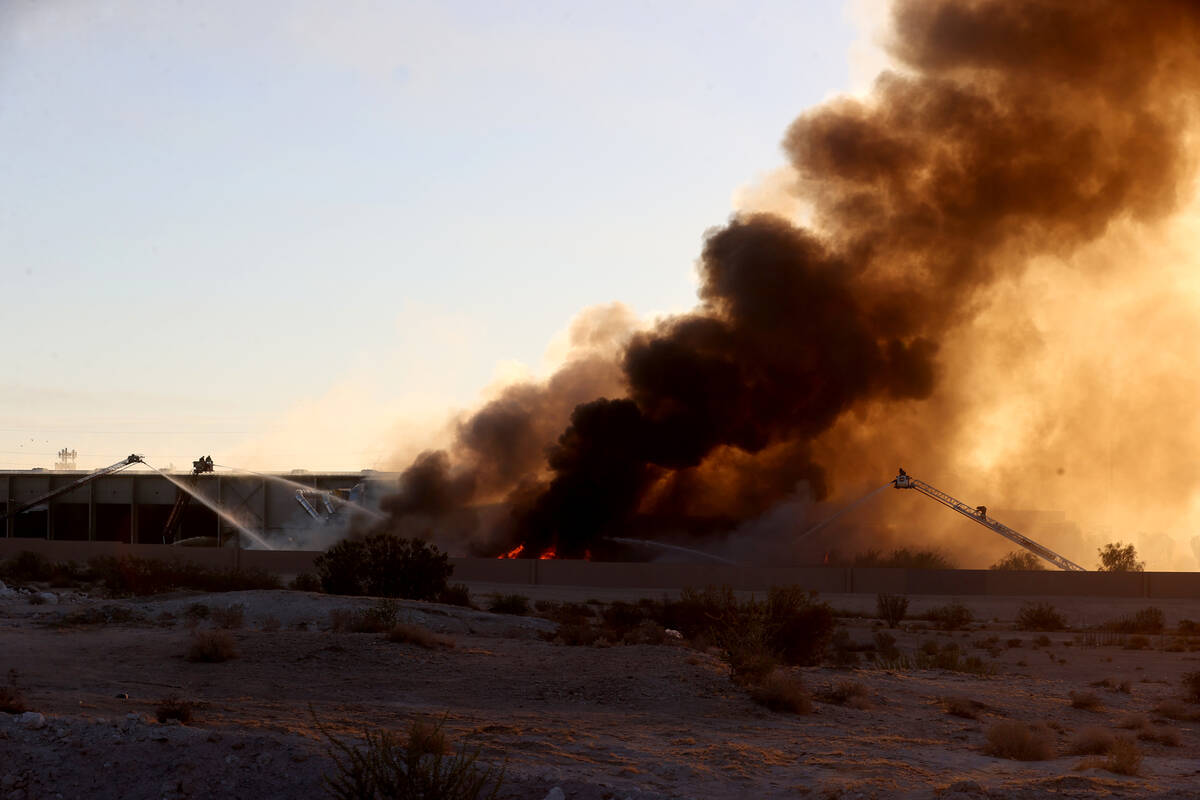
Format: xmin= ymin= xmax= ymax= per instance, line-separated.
xmin=1097 ymin=542 xmax=1145 ymax=572
xmin=990 ymin=551 xmax=1046 ymax=571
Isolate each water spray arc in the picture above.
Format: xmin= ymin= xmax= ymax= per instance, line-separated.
xmin=142 ymin=462 xmax=275 ymax=550
xmin=605 ymin=537 xmax=739 ymax=565
xmin=215 ymin=464 xmax=386 ymax=522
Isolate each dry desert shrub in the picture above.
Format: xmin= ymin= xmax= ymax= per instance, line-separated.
xmin=261 ymin=615 xmax=281 ymax=632
xmin=749 ymin=670 xmax=812 ymax=714
xmin=437 ymin=584 xmax=474 ymax=608
xmin=1138 ymin=725 xmax=1181 ymax=746
xmin=1105 ymin=736 xmax=1142 ymax=775
xmin=876 ymin=593 xmax=909 ymax=628
xmin=942 ymin=696 xmax=986 ymax=719
xmin=488 ymin=594 xmax=530 ymax=616
xmin=210 ymin=603 xmax=245 ymax=629
xmin=819 ymin=680 xmax=870 ymax=709
xmin=0 ymin=669 xmax=27 ymax=714
xmin=1182 ymin=671 xmax=1200 ymax=703
xmin=925 ymin=603 xmax=974 ymax=631
xmin=1106 ymin=607 xmax=1165 ymax=635
xmin=1016 ymin=602 xmax=1068 ymax=631
xmin=186 ymin=630 xmax=238 ymax=663
xmin=330 ymin=600 xmax=400 ymax=633
xmin=386 ymin=623 xmax=454 ymax=650
xmin=1090 ymin=677 xmax=1131 ymax=694
xmin=318 ymin=713 xmax=503 ymax=800
xmin=1069 ymin=691 xmax=1104 ymax=711
xmin=1117 ymin=713 xmax=1149 ymax=729
xmin=288 ymin=572 xmax=322 ymax=592
xmin=984 ymin=720 xmax=1055 ymax=760
xmin=155 ymin=694 xmax=197 ymax=724
xmin=89 ymin=554 xmax=279 ymax=596
xmin=1152 ymin=700 xmax=1200 ymax=722
xmin=1067 ymin=726 xmax=1114 ymax=755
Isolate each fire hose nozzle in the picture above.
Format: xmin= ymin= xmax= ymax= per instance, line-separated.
xmin=126 ymin=454 xmax=145 ymax=464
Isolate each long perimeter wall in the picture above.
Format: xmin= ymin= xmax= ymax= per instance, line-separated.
xmin=2 ymin=539 xmax=1198 ymax=598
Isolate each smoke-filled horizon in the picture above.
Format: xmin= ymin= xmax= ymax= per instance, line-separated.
xmin=381 ymin=0 xmax=1200 ymax=567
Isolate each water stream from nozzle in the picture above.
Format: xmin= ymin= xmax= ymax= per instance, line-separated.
xmin=144 ymin=463 xmax=275 ymax=550
xmin=215 ymin=464 xmax=387 ymax=522
xmin=606 ymin=537 xmax=739 ymax=565
xmin=795 ymin=481 xmax=892 ymax=543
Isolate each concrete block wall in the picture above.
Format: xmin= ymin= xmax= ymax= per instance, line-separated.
xmin=0 ymin=539 xmax=1197 ymax=598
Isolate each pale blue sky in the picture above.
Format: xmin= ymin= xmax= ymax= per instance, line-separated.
xmin=1 ymin=1 xmax=876 ymax=471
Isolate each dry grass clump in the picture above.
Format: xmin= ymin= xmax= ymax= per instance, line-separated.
xmin=1152 ymin=700 xmax=1200 ymax=722
xmin=749 ymin=670 xmax=812 ymax=714
xmin=186 ymin=630 xmax=238 ymax=663
xmin=1105 ymin=736 xmax=1143 ymax=775
xmin=1089 ymin=677 xmax=1131 ymax=694
xmin=155 ymin=694 xmax=197 ymax=724
xmin=0 ymin=669 xmax=28 ymax=714
xmin=1138 ymin=725 xmax=1181 ymax=746
xmin=1183 ymin=671 xmax=1200 ymax=704
xmin=488 ymin=594 xmax=531 ymax=616
xmin=1069 ymin=690 xmax=1104 ymax=711
xmin=1067 ymin=726 xmax=1114 ymax=755
xmin=318 ymin=713 xmax=503 ymax=800
xmin=386 ymin=623 xmax=454 ymax=650
xmin=984 ymin=720 xmax=1055 ymax=760
xmin=329 ymin=600 xmax=401 ymax=633
xmin=942 ymin=696 xmax=986 ymax=719
xmin=1016 ymin=602 xmax=1067 ymax=631
xmin=819 ymin=680 xmax=871 ymax=709
xmin=261 ymin=615 xmax=281 ymax=632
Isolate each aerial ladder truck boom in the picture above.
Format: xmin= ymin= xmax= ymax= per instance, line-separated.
xmin=1 ymin=454 xmax=145 ymax=522
xmin=893 ymin=468 xmax=1086 ymax=572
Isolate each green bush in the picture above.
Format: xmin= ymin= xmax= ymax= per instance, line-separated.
xmin=319 ymin=714 xmax=503 ymax=800
xmin=314 ymin=534 xmax=452 ymax=600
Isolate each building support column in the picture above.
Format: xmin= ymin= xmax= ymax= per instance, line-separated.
xmin=130 ymin=477 xmax=139 ymax=544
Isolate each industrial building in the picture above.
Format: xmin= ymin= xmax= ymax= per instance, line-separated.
xmin=0 ymin=465 xmax=395 ymax=546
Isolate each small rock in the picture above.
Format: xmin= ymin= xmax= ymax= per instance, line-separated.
xmin=18 ymin=712 xmax=45 ymax=730
xmin=945 ymin=780 xmax=986 ymax=796
xmin=542 ymin=788 xmax=565 ymax=800
xmin=125 ymin=713 xmax=140 ymax=722
xmin=35 ymin=592 xmax=58 ymax=605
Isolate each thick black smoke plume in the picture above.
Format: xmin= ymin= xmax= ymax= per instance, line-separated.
xmin=383 ymin=0 xmax=1200 ymax=559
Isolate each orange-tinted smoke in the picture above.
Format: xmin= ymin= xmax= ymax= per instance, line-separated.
xmin=383 ymin=0 xmax=1200 ymax=563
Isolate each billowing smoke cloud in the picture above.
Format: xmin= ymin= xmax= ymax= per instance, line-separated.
xmin=383 ymin=0 xmax=1200 ymax=563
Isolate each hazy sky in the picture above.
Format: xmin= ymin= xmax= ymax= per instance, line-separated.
xmin=1 ymin=1 xmax=877 ymax=472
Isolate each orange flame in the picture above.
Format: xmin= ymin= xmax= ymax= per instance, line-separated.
xmin=538 ymin=546 xmax=556 ymax=560
xmin=498 ymin=544 xmax=525 ymax=559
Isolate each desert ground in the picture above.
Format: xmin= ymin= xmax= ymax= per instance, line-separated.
xmin=3 ymin=580 xmax=1200 ymax=800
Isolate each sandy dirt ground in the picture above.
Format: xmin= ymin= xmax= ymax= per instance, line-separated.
xmin=3 ymin=583 xmax=1200 ymax=800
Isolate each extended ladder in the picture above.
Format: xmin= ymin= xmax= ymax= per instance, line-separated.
xmin=893 ymin=469 xmax=1086 ymax=571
